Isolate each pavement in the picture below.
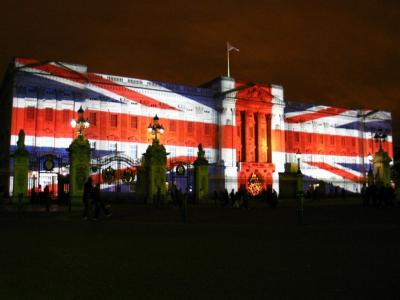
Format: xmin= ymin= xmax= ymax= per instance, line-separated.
xmin=0 ymin=198 xmax=399 ymax=299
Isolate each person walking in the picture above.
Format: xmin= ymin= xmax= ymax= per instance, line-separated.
xmin=82 ymin=177 xmax=93 ymax=220
xmin=93 ymin=184 xmax=111 ymax=220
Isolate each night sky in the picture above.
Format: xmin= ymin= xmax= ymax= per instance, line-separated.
xmin=1 ymin=0 xmax=399 ymax=147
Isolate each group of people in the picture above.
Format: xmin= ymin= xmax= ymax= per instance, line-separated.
xmin=82 ymin=177 xmax=111 ymax=220
xmin=361 ymin=183 xmax=396 ymax=207
xmin=214 ymin=186 xmax=278 ymax=209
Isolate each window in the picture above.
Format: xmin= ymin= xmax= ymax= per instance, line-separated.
xmin=89 ymin=113 xmax=97 ymax=126
xmin=330 ymin=136 xmax=335 ymax=145
xmin=45 ymin=108 xmax=53 ymax=122
xmin=90 ymin=141 xmax=96 ymax=149
xmin=110 ymin=114 xmax=118 ymax=127
xmin=63 ymin=110 xmax=70 ymax=123
xmin=109 ymin=143 xmax=117 ymax=152
xmin=26 ymin=107 xmax=35 ymax=120
xmin=131 ymin=116 xmax=138 ymax=129
xmin=294 ymin=132 xmax=299 ymax=142
xmin=320 ymin=135 xmax=324 ymax=144
xmin=130 ymin=144 xmax=138 ymax=159
xmin=205 ymin=124 xmax=211 ymax=135
xmin=170 ymin=120 xmax=176 ymax=132
xmin=188 ymin=122 xmax=194 ymax=134
xmin=308 ymin=134 xmax=312 ymax=144
xmin=188 ymin=148 xmax=194 ymax=157
xmin=170 ymin=147 xmax=176 ymax=158
xmin=205 ymin=150 xmax=211 ymax=161
xmin=341 ymin=137 xmax=346 ymax=146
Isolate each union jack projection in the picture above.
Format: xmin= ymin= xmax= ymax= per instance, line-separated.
xmin=0 ymin=58 xmax=393 ymax=196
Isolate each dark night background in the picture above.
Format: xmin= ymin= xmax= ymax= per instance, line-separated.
xmin=1 ymin=0 xmax=399 ymax=152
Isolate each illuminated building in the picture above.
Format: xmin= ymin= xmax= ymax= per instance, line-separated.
xmin=0 ymin=58 xmax=393 ymax=196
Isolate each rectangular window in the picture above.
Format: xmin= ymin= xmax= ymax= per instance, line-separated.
xmin=331 ymin=136 xmax=335 ymax=145
xmin=131 ymin=116 xmax=138 ymax=129
xmin=109 ymin=143 xmax=117 ymax=152
xmin=351 ymin=138 xmax=355 ymax=147
xmin=63 ymin=110 xmax=69 ymax=123
xmin=26 ymin=107 xmax=35 ymax=120
xmin=89 ymin=113 xmax=97 ymax=126
xmin=294 ymin=132 xmax=299 ymax=142
xmin=341 ymin=137 xmax=346 ymax=146
xmin=320 ymin=135 xmax=324 ymax=144
xmin=170 ymin=147 xmax=176 ymax=158
xmin=111 ymin=114 xmax=118 ymax=127
xmin=205 ymin=124 xmax=211 ymax=135
xmin=45 ymin=108 xmax=53 ymax=122
xmin=188 ymin=122 xmax=194 ymax=134
xmin=130 ymin=144 xmax=138 ymax=159
xmin=170 ymin=120 xmax=176 ymax=132
xmin=308 ymin=134 xmax=312 ymax=144
xmin=205 ymin=150 xmax=211 ymax=161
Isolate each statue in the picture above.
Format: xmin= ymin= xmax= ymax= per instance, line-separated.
xmin=194 ymin=144 xmax=208 ymax=166
xmin=194 ymin=143 xmax=209 ymax=202
xmin=17 ymin=129 xmax=26 ymax=150
xmin=13 ymin=129 xmax=29 ymax=199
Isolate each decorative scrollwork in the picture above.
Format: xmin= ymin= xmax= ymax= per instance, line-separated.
xmin=247 ymin=173 xmax=263 ymax=196
xmin=122 ymin=168 xmax=136 ymax=183
xmin=102 ymin=166 xmax=116 ymax=184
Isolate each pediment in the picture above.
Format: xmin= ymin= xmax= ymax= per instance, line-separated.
xmin=238 ymin=85 xmax=272 ymax=103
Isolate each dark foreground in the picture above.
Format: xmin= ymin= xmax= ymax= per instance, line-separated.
xmin=1 ymin=199 xmax=399 ymax=299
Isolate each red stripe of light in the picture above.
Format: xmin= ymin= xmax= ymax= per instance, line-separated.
xmin=11 ymin=107 xmax=217 ymax=148
xmin=285 ymin=107 xmax=348 ymax=123
xmin=16 ymin=58 xmax=178 ymax=111
xmin=87 ymin=73 xmax=178 ymax=110
xmin=284 ymin=130 xmax=393 ymax=157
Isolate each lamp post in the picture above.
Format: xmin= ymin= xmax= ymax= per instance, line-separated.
xmin=296 ymin=149 xmax=301 ymax=174
xmin=147 ymin=115 xmax=165 ymax=141
xmin=70 ymin=106 xmax=90 ymax=136
xmin=367 ymin=153 xmax=373 ymax=172
xmin=295 ymin=149 xmax=303 ymax=224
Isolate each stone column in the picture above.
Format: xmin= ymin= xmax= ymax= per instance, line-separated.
xmin=194 ymin=144 xmax=209 ymax=202
xmin=13 ymin=130 xmax=29 ymax=201
xmin=143 ymin=139 xmax=167 ymax=204
xmin=68 ymin=135 xmax=91 ymax=202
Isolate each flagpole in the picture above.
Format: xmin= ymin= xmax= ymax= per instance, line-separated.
xmin=227 ymin=42 xmax=230 ymax=77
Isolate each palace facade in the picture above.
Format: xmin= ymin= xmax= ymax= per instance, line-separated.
xmin=0 ymin=58 xmax=393 ymax=196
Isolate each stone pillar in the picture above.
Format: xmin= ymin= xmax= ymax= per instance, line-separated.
xmin=68 ymin=135 xmax=91 ymax=202
xmin=246 ymin=111 xmax=255 ymax=162
xmin=194 ymin=144 xmax=209 ymax=202
xmin=373 ymin=148 xmax=392 ymax=187
xmin=13 ymin=130 xmax=29 ymax=201
xmin=143 ymin=139 xmax=167 ymax=204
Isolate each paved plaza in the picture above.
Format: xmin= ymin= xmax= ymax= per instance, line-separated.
xmin=1 ymin=198 xmax=399 ymax=299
